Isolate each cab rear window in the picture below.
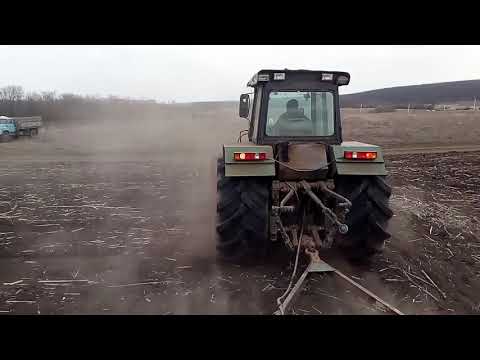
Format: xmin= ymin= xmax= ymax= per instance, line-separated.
xmin=265 ymin=91 xmax=334 ymax=137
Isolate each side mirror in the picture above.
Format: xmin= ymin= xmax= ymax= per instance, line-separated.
xmin=239 ymin=94 xmax=250 ymax=118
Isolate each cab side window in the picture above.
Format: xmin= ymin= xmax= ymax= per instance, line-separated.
xmin=252 ymin=88 xmax=262 ymax=141
xmin=248 ymin=89 xmax=257 ymax=141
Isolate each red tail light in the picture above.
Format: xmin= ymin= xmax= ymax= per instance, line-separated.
xmin=234 ymin=152 xmax=267 ymax=161
xmin=344 ymin=151 xmax=377 ymax=160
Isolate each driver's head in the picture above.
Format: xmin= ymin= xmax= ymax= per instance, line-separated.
xmin=286 ymin=99 xmax=299 ymax=113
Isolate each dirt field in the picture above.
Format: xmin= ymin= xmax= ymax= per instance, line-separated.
xmin=0 ymin=105 xmax=479 ymax=314
xmin=342 ymin=108 xmax=480 ymax=150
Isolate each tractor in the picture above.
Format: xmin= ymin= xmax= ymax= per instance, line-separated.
xmin=216 ymin=69 xmax=393 ymax=262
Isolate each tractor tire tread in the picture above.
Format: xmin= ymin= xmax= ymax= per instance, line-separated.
xmin=216 ymin=158 xmax=271 ymax=262
xmin=335 ymin=175 xmax=393 ymax=260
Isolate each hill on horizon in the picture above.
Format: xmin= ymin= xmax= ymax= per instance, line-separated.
xmin=340 ymin=79 xmax=480 ymax=108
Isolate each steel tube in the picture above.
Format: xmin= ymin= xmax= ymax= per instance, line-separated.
xmin=318 ymin=182 xmax=352 ymax=208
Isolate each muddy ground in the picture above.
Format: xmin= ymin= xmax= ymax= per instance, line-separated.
xmin=0 ymin=105 xmax=479 ymax=314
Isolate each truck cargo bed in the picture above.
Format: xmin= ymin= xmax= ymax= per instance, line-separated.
xmin=13 ymin=116 xmax=42 ymax=129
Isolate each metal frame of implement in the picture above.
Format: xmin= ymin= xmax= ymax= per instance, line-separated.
xmin=275 ymin=248 xmax=404 ymax=315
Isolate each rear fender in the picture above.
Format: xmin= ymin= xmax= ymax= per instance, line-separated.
xmin=332 ymin=141 xmax=387 ymax=176
xmin=223 ymin=143 xmax=275 ymax=177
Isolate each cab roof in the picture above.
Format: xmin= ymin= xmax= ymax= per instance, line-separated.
xmin=247 ymin=69 xmax=350 ymax=87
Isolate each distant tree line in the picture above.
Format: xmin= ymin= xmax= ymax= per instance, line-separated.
xmin=0 ymin=85 xmax=178 ymax=124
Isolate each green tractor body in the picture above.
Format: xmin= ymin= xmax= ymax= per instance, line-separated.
xmin=217 ymin=69 xmax=393 ymax=261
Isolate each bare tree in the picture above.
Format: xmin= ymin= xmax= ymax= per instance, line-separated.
xmin=0 ymin=85 xmax=25 ymax=115
xmin=25 ymin=92 xmax=42 ymax=102
xmin=0 ymin=85 xmax=24 ymax=102
xmin=41 ymin=91 xmax=57 ymax=103
xmin=60 ymin=93 xmax=83 ymax=102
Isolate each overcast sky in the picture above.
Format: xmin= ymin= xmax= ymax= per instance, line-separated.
xmin=1 ymin=45 xmax=480 ymax=103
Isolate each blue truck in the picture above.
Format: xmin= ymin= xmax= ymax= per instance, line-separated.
xmin=0 ymin=116 xmax=17 ymax=139
xmin=0 ymin=116 xmax=42 ymax=140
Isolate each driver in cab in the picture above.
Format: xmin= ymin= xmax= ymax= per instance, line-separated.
xmin=270 ymin=99 xmax=313 ymax=136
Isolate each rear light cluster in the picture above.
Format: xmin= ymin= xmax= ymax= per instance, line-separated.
xmin=344 ymin=151 xmax=377 ymax=160
xmin=234 ymin=152 xmax=267 ymax=161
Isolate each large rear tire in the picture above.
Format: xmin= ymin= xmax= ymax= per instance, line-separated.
xmin=335 ymin=175 xmax=393 ymax=260
xmin=216 ymin=158 xmax=271 ymax=262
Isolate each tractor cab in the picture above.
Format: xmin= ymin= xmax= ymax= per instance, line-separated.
xmin=239 ymin=69 xmax=350 ymax=146
xmin=237 ymin=69 xmax=351 ymax=180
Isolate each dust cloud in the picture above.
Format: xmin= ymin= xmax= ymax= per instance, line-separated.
xmin=0 ymin=101 xmax=287 ymax=314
